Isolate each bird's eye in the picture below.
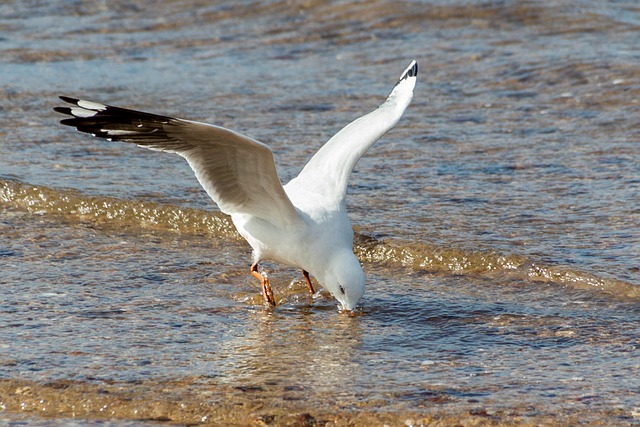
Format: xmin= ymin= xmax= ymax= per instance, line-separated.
xmin=339 ymin=286 xmax=345 ymax=295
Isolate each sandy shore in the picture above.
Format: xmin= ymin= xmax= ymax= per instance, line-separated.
xmin=1 ymin=379 xmax=633 ymax=426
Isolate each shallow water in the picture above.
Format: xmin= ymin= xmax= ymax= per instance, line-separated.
xmin=1 ymin=0 xmax=639 ymax=425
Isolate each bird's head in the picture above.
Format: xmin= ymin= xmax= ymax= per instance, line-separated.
xmin=320 ymin=251 xmax=365 ymax=311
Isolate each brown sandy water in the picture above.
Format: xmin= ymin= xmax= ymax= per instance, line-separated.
xmin=1 ymin=1 xmax=639 ymax=426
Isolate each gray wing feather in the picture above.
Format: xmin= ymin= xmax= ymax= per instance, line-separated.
xmin=54 ymin=96 xmax=301 ymax=228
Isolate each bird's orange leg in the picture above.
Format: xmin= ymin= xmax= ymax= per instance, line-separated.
xmin=302 ymin=270 xmax=315 ymax=295
xmin=251 ymin=263 xmax=276 ymax=306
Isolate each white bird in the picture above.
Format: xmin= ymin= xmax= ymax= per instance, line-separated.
xmin=54 ymin=60 xmax=418 ymax=311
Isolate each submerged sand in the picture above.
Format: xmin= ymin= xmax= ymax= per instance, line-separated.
xmin=1 ymin=379 xmax=634 ymax=426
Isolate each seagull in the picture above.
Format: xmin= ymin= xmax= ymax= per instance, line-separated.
xmin=54 ymin=60 xmax=418 ymax=311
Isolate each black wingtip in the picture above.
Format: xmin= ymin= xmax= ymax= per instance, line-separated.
xmin=53 ymin=106 xmax=72 ymax=115
xmin=59 ymin=118 xmax=79 ymax=126
xmin=55 ymin=96 xmax=79 ymax=115
xmin=409 ymin=60 xmax=418 ymax=77
xmin=399 ymin=60 xmax=418 ymax=82
xmin=59 ymin=96 xmax=79 ymax=104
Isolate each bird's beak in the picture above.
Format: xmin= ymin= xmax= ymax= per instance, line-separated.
xmin=338 ymin=304 xmax=361 ymax=316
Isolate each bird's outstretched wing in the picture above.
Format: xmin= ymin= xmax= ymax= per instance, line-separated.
xmin=288 ymin=60 xmax=418 ymax=205
xmin=54 ymin=97 xmax=302 ymax=229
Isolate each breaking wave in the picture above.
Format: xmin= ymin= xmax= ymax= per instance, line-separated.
xmin=2 ymin=178 xmax=637 ymax=300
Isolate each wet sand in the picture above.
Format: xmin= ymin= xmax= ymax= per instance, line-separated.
xmin=1 ymin=378 xmax=633 ymax=426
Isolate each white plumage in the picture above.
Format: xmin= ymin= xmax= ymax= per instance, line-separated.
xmin=54 ymin=60 xmax=418 ymax=311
